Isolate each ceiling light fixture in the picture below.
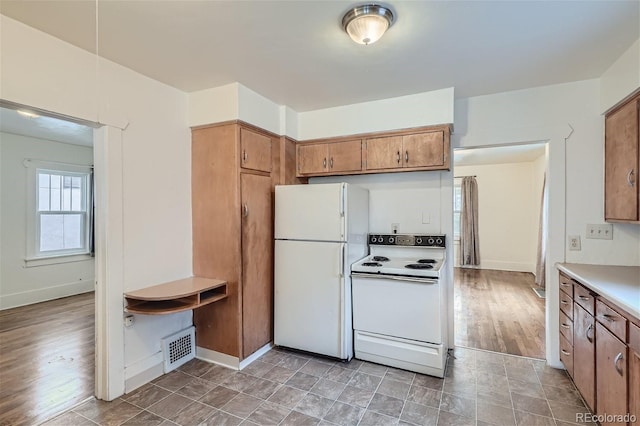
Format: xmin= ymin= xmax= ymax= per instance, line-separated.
xmin=17 ymin=110 xmax=40 ymax=119
xmin=342 ymin=4 xmax=395 ymax=45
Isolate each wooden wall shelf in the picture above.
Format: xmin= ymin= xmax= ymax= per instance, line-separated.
xmin=124 ymin=277 xmax=227 ymax=315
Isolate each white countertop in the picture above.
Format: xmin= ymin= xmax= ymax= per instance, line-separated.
xmin=556 ymin=263 xmax=640 ymax=320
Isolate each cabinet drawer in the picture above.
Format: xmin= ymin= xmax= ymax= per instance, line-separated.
xmin=631 ymin=322 xmax=640 ymax=354
xmin=596 ymin=299 xmax=628 ymax=342
xmin=559 ymin=291 xmax=574 ymax=320
xmin=559 ymin=273 xmax=574 ymax=298
xmin=574 ymin=284 xmax=595 ymax=316
xmin=560 ymin=333 xmax=574 ymax=377
xmin=559 ymin=309 xmax=574 ymax=345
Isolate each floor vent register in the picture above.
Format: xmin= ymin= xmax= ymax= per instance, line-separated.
xmin=162 ymin=326 xmax=195 ymax=372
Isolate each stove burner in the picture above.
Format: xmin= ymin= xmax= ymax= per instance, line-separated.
xmin=405 ymin=263 xmax=434 ymax=270
xmin=417 ymin=259 xmax=437 ymax=264
xmin=372 ymin=256 xmax=390 ymax=262
xmin=362 ymin=262 xmax=382 ymax=267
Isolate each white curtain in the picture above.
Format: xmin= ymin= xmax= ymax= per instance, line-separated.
xmin=460 ymin=176 xmax=480 ymax=266
xmin=535 ymin=174 xmax=547 ymax=287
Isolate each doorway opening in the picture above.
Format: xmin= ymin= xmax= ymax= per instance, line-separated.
xmin=452 ymin=142 xmax=548 ymax=359
xmin=0 ymin=104 xmax=97 ymax=424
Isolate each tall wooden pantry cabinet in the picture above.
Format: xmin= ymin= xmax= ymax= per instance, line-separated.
xmin=192 ymin=122 xmax=290 ymax=361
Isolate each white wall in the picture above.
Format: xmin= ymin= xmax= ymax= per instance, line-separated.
xmin=453 ymin=160 xmax=545 ymax=273
xmin=600 ymin=38 xmax=640 ymax=113
xmin=298 ymin=88 xmax=455 ymax=140
xmin=1 ymin=15 xmax=193 ymax=396
xmin=0 ymin=132 xmax=95 ymax=309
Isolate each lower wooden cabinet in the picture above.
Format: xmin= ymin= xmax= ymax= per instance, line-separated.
xmin=630 ymin=323 xmax=640 ymax=426
xmin=573 ymin=303 xmax=596 ymax=411
xmin=596 ymin=322 xmax=629 ymax=425
xmin=558 ymin=271 xmax=639 ymax=424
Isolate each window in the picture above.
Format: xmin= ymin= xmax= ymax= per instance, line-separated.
xmin=453 ymin=181 xmax=462 ymax=240
xmin=26 ymin=161 xmax=93 ymax=262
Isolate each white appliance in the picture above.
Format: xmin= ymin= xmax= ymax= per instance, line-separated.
xmin=351 ymin=234 xmax=448 ymax=377
xmin=274 ymin=183 xmax=369 ymax=360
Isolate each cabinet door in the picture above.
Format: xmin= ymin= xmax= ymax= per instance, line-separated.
xmin=365 ymin=136 xmax=403 ymax=170
xmin=241 ymin=128 xmax=272 ymax=173
xmin=298 ymin=144 xmax=328 ymax=175
xmin=630 ymin=323 xmax=640 ymax=426
xmin=329 ymin=140 xmax=362 ymax=173
xmin=596 ymin=322 xmax=628 ymax=425
xmin=403 ymin=131 xmax=445 ymax=168
xmin=241 ymin=173 xmax=273 ymax=358
xmin=573 ymin=303 xmax=596 ymax=411
xmin=605 ymin=98 xmax=639 ymax=221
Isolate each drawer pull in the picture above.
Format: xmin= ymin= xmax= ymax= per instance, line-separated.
xmin=561 ymin=349 xmax=571 ymax=356
xmin=330 ymin=158 xmax=334 ymax=169
xmin=323 ymin=158 xmax=327 ymax=168
xmin=578 ymin=295 xmax=590 ymax=301
xmin=560 ymin=282 xmax=571 ymax=287
xmin=614 ymin=352 xmax=624 ymax=375
xmin=560 ymin=323 xmax=571 ymax=329
xmin=560 ymin=300 xmax=569 ymax=305
xmin=242 ymin=150 xmax=248 ymax=163
xmin=405 ymin=151 xmax=409 ymax=163
xmin=586 ymin=323 xmax=594 ymax=343
xmin=628 ymin=169 xmax=636 ymax=187
xmin=601 ymin=314 xmax=616 ymax=322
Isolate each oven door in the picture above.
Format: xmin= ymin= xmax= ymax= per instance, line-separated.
xmin=351 ymin=273 xmax=442 ymax=344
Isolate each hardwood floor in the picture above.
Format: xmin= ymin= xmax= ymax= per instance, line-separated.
xmin=0 ymin=292 xmax=95 ymax=426
xmin=454 ymin=268 xmax=545 ymax=359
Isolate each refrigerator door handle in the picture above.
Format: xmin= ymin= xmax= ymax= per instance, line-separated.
xmin=339 ymin=244 xmax=345 ymax=277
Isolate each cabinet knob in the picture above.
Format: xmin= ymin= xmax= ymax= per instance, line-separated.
xmin=243 ymin=150 xmax=248 ymax=163
xmin=627 ymin=169 xmax=635 ymax=187
xmin=397 ymin=151 xmax=400 ymax=164
xmin=614 ymin=352 xmax=624 ymax=375
xmin=323 ymin=158 xmax=327 ymax=169
xmin=561 ymin=349 xmax=571 ymax=356
xmin=586 ymin=323 xmax=594 ymax=343
xmin=405 ymin=151 xmax=409 ymax=163
xmin=242 ymin=204 xmax=248 ymax=217
xmin=330 ymin=158 xmax=334 ymax=169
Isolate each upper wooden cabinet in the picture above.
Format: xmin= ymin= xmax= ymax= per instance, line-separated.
xmin=297 ymin=139 xmax=362 ymax=176
xmin=296 ymin=125 xmax=451 ymax=178
xmin=240 ymin=128 xmax=272 ymax=173
xmin=366 ymin=131 xmax=446 ymax=171
xmin=605 ymin=93 xmax=639 ymax=223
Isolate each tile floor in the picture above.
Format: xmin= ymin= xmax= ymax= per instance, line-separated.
xmin=43 ymin=347 xmax=595 ymax=426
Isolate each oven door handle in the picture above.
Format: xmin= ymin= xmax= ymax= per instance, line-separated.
xmin=351 ymin=272 xmax=438 ymax=284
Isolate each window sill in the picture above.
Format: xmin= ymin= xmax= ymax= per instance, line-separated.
xmin=25 ymin=253 xmax=93 ymax=268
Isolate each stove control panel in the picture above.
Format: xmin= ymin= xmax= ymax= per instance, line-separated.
xmin=368 ymin=234 xmax=446 ymax=248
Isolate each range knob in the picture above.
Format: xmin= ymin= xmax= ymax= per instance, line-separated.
xmin=371 ymin=236 xmax=377 ymax=243
xmin=427 ymin=238 xmax=435 ymax=245
xmin=435 ymin=238 xmax=443 ymax=246
xmin=416 ymin=237 xmax=423 ymax=245
xmin=389 ymin=237 xmax=395 ymax=244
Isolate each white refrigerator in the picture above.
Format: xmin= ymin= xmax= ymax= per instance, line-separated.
xmin=274 ymin=183 xmax=369 ymax=360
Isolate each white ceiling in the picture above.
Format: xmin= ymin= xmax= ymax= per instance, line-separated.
xmin=454 ymin=143 xmax=546 ymax=167
xmin=1 ymin=1 xmax=638 ymax=112
xmin=0 ymin=107 xmax=93 ymax=147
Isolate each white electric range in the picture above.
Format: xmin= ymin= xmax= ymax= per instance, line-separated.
xmin=351 ymin=233 xmax=447 ymax=377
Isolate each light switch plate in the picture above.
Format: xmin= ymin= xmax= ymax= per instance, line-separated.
xmin=422 ymin=212 xmax=431 ymax=224
xmin=586 ymin=224 xmax=613 ymax=240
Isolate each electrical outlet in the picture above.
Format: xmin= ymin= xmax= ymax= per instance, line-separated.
xmin=586 ymin=224 xmax=613 ymax=240
xmin=391 ymin=223 xmax=399 ymax=234
xmin=568 ymin=235 xmax=581 ymax=251
xmin=124 ymin=315 xmax=134 ymax=327
xmin=422 ymin=212 xmax=431 ymax=224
